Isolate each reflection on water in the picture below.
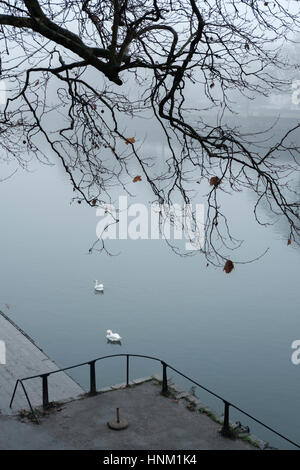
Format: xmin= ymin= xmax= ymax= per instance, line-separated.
xmin=106 ymin=340 xmax=122 ymax=346
xmin=0 ymin=117 xmax=299 ymax=449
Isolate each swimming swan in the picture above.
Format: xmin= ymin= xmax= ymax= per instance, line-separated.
xmin=106 ymin=329 xmax=122 ymax=342
xmin=94 ymin=280 xmax=104 ymax=291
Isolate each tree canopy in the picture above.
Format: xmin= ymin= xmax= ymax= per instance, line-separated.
xmin=0 ymin=0 xmax=299 ymax=267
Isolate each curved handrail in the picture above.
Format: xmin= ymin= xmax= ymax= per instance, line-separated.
xmin=9 ymin=353 xmax=300 ymax=449
xmin=17 ymin=353 xmax=162 ymax=381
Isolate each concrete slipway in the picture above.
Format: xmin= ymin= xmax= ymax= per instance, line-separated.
xmin=0 ymin=310 xmax=265 ymax=450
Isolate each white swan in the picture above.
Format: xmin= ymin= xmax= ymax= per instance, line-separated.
xmin=94 ymin=280 xmax=104 ymax=291
xmin=106 ymin=329 xmax=122 ymax=342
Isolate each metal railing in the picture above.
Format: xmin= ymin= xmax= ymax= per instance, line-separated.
xmin=9 ymin=353 xmax=300 ymax=449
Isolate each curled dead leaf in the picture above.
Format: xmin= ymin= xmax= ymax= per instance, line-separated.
xmin=133 ymin=175 xmax=142 ymax=183
xmin=209 ymin=176 xmax=221 ymax=187
xmin=287 ymin=238 xmax=291 ymax=245
xmin=125 ymin=137 xmax=136 ymax=145
xmin=223 ymin=260 xmax=234 ymax=274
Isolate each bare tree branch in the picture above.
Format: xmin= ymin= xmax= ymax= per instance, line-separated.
xmin=0 ymin=0 xmax=299 ymax=266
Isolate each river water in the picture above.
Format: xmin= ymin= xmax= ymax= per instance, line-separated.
xmin=0 ymin=117 xmax=299 ymax=449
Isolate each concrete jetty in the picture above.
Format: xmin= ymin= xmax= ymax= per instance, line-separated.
xmin=0 ymin=311 xmax=268 ymax=450
xmin=0 ymin=310 xmax=84 ymax=415
xmin=0 ymin=377 xmax=263 ymax=450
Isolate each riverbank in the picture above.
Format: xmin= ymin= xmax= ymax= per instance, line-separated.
xmin=0 ymin=310 xmax=84 ymax=415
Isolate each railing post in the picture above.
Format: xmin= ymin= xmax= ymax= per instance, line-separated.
xmin=221 ymin=400 xmax=231 ymax=437
xmin=20 ymin=381 xmax=40 ymax=424
xmin=9 ymin=380 xmax=19 ymax=408
xmin=161 ymin=361 xmax=169 ymax=396
xmin=41 ymin=374 xmax=49 ymax=409
xmin=89 ymin=360 xmax=96 ymax=395
xmin=126 ymin=355 xmax=129 ymax=387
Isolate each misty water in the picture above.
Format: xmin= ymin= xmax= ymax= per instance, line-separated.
xmin=0 ymin=116 xmax=299 ymax=449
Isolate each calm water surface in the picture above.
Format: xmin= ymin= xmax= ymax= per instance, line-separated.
xmin=0 ymin=140 xmax=299 ymax=449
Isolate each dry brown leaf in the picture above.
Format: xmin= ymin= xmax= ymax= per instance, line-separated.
xmin=223 ymin=260 xmax=234 ymax=274
xmin=209 ymin=176 xmax=221 ymax=187
xmin=125 ymin=137 xmax=136 ymax=145
xmin=133 ymin=175 xmax=142 ymax=183
xmin=287 ymin=238 xmax=291 ymax=246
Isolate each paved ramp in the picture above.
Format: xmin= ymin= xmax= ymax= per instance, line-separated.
xmin=0 ymin=311 xmax=84 ymax=415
